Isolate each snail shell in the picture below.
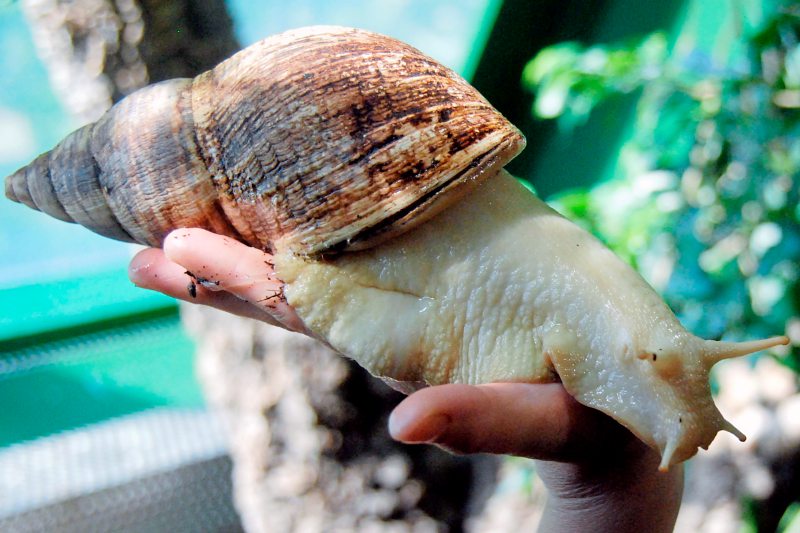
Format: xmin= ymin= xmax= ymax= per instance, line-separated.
xmin=5 ymin=26 xmax=524 ymax=254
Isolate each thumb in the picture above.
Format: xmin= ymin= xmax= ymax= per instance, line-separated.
xmin=388 ymin=382 xmax=629 ymax=462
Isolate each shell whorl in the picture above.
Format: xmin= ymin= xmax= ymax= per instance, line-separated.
xmin=5 ymin=26 xmax=525 ymax=254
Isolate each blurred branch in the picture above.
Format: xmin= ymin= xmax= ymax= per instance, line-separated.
xmin=21 ymin=0 xmax=238 ymax=123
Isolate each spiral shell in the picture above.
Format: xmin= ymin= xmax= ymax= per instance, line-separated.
xmin=4 ymin=26 xmax=524 ymax=255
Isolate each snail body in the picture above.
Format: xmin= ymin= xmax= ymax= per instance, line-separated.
xmin=5 ymin=26 xmax=787 ymax=469
xmin=276 ymin=169 xmax=785 ymax=468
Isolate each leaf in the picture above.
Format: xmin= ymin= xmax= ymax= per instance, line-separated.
xmin=522 ymin=43 xmax=580 ymax=87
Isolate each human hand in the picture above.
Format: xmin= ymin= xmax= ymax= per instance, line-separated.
xmin=129 ymin=228 xmax=683 ymax=533
xmin=389 ymin=382 xmax=684 ymax=533
xmin=128 ymin=228 xmax=308 ymax=334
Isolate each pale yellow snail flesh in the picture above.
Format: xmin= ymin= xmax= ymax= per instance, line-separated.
xmin=4 ymin=26 xmax=787 ymax=470
xmin=277 ymin=169 xmax=788 ymax=469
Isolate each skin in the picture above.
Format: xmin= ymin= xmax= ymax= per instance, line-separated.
xmin=129 ymin=228 xmax=683 ymax=532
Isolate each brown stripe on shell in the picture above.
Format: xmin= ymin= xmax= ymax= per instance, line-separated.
xmin=48 ymin=125 xmax=136 ymax=242
xmin=188 ymin=26 xmax=524 ymax=255
xmin=25 ymin=154 xmax=72 ymax=223
xmin=190 ymin=69 xmax=285 ymax=252
xmin=89 ymin=78 xmax=246 ymax=247
xmin=90 ymin=80 xmax=187 ymax=245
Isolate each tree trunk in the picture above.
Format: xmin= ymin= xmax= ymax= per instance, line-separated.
xmin=184 ymin=305 xmax=493 ymax=532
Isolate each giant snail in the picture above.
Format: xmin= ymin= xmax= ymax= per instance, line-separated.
xmin=5 ymin=26 xmax=788 ymax=470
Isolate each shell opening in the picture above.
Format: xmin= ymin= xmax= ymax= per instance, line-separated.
xmin=327 ymin=140 xmax=518 ymax=255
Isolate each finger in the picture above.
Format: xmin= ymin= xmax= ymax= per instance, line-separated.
xmin=388 ymin=382 xmax=632 ymax=462
xmin=161 ymin=229 xmax=306 ymax=333
xmin=128 ymin=246 xmax=286 ymax=326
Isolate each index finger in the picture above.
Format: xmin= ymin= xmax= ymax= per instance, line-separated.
xmin=161 ymin=229 xmax=307 ymax=333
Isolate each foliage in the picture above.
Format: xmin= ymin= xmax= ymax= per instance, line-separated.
xmin=525 ymin=3 xmax=800 ymax=371
xmin=779 ymin=501 xmax=800 ymax=533
xmin=522 ymin=32 xmax=668 ymax=127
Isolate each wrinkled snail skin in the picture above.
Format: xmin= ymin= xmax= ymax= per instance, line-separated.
xmin=4 ymin=26 xmax=789 ymax=470
xmin=276 ymin=169 xmax=788 ymax=470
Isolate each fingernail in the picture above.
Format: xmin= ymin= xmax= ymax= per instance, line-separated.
xmin=388 ymin=411 xmax=450 ymax=443
xmin=127 ymin=261 xmax=151 ymax=286
xmin=163 ymin=229 xmax=191 ymax=257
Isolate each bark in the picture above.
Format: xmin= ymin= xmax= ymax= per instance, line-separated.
xmin=22 ymin=0 xmax=149 ymax=122
xmin=183 ymin=306 xmax=492 ymax=532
